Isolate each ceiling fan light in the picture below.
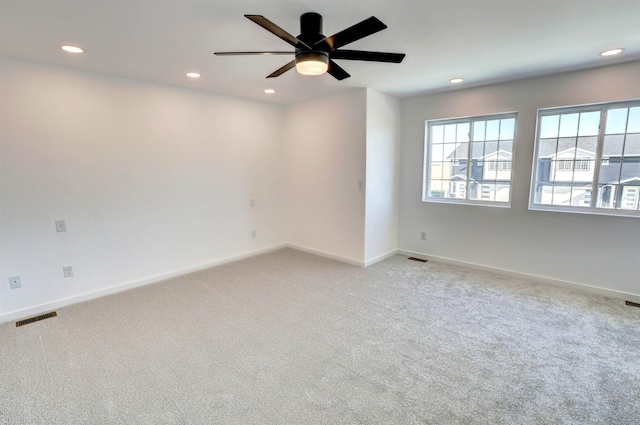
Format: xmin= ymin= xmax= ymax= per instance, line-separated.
xmin=295 ymin=51 xmax=329 ymax=76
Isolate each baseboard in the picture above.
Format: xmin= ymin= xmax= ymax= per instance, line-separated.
xmin=398 ymin=249 xmax=640 ymax=304
xmin=364 ymin=249 xmax=399 ymax=267
xmin=0 ymin=244 xmax=287 ymax=324
xmin=285 ymin=243 xmax=365 ymax=267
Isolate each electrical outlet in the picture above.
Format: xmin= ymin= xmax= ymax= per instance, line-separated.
xmin=9 ymin=276 xmax=21 ymax=289
xmin=55 ymin=220 xmax=66 ymax=232
xmin=421 ymin=232 xmax=427 ymax=240
xmin=63 ymin=266 xmax=74 ymax=278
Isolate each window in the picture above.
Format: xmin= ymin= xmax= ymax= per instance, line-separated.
xmin=530 ymin=100 xmax=640 ymax=217
xmin=556 ymin=159 xmax=590 ymax=171
xmin=424 ymin=112 xmax=517 ymax=206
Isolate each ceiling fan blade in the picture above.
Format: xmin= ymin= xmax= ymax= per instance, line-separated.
xmin=331 ymin=50 xmax=405 ymax=63
xmin=321 ymin=16 xmax=387 ymax=50
xmin=327 ymin=60 xmax=351 ymax=80
xmin=214 ymin=51 xmax=294 ymax=56
xmin=245 ymin=15 xmax=311 ymax=50
xmin=266 ymin=60 xmax=296 ymax=78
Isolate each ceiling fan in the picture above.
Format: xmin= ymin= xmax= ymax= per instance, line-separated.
xmin=214 ymin=12 xmax=405 ymax=80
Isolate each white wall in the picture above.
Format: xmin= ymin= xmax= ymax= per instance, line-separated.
xmin=399 ymin=61 xmax=640 ymax=297
xmin=0 ymin=57 xmax=286 ymax=319
xmin=364 ymin=89 xmax=401 ymax=265
xmin=284 ymin=89 xmax=367 ymax=265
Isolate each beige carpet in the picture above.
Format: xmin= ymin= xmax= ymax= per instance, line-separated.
xmin=1 ymin=248 xmax=639 ymax=424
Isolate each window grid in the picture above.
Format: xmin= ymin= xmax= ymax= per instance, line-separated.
xmin=424 ymin=112 xmax=517 ymax=206
xmin=530 ymin=100 xmax=640 ymax=217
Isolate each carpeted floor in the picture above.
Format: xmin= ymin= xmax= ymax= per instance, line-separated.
xmin=1 ymin=248 xmax=639 ymax=424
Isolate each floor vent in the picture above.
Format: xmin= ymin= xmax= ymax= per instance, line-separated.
xmin=408 ymin=257 xmax=428 ymax=263
xmin=16 ymin=311 xmax=57 ymax=327
xmin=625 ymin=301 xmax=640 ymax=308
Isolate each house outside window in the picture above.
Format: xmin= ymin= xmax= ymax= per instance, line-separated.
xmin=424 ymin=112 xmax=517 ymax=206
xmin=529 ymin=100 xmax=640 ymax=217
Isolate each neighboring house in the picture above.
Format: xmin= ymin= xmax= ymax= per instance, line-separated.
xmin=533 ymin=135 xmax=640 ymax=209
xmin=441 ymin=146 xmax=513 ymax=202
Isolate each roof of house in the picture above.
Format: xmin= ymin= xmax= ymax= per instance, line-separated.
xmin=538 ymin=134 xmax=640 ymax=158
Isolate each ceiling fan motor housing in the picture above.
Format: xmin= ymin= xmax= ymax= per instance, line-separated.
xmin=295 ymin=12 xmax=330 ymax=71
xmin=296 ymin=12 xmax=330 ymax=54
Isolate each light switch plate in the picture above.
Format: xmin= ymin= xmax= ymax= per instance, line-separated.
xmin=63 ymin=266 xmax=74 ymax=278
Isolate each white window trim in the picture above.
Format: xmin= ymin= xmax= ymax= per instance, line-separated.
xmin=423 ymin=112 xmax=518 ymax=208
xmin=528 ymin=99 xmax=640 ymax=218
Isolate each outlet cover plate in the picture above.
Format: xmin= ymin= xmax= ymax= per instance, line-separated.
xmin=9 ymin=276 xmax=21 ymax=289
xmin=55 ymin=220 xmax=66 ymax=232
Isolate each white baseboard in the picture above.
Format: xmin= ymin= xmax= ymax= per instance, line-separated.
xmin=5 ymin=245 xmax=635 ymax=324
xmin=284 ymin=243 xmax=365 ymax=267
xmin=0 ymin=244 xmax=287 ymax=324
xmin=364 ymin=249 xmax=399 ymax=267
xmin=398 ymin=249 xmax=640 ymax=304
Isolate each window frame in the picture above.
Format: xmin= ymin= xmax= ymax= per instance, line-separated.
xmin=422 ymin=111 xmax=518 ymax=208
xmin=529 ymin=99 xmax=640 ymax=218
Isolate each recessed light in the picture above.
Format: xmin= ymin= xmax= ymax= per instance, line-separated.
xmin=61 ymin=45 xmax=83 ymax=53
xmin=600 ymin=48 xmax=625 ymax=57
xmin=186 ymin=72 xmax=201 ymax=78
xmin=264 ymin=89 xmax=275 ymax=94
xmin=450 ymin=78 xmax=464 ymax=84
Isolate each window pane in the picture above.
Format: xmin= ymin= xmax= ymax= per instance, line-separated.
xmin=538 ymin=138 xmax=557 ymax=158
xmin=628 ymin=107 xmax=640 ymax=133
xmin=432 ymin=125 xmax=444 ymax=144
xmin=471 ymin=142 xmax=485 ymax=159
xmin=444 ymin=124 xmax=457 ymax=143
xmin=430 ymin=143 xmax=445 ymax=162
xmin=449 ymin=181 xmax=467 ymax=199
xmin=620 ymin=160 xmax=640 ymax=182
xmin=498 ymin=140 xmax=513 ymax=154
xmin=484 ymin=141 xmax=498 ymax=157
xmin=599 ymin=160 xmax=621 ymax=184
xmin=576 ymin=136 xmax=597 ymax=154
xmin=457 ymin=123 xmax=470 ymax=143
xmin=557 ymin=137 xmax=577 ymax=154
xmin=473 ymin=121 xmax=486 ymax=141
xmin=495 ymin=184 xmax=510 ymax=203
xmin=552 ymin=186 xmax=572 ymax=205
xmin=442 ymin=143 xmax=458 ymax=161
xmin=570 ymin=185 xmax=591 ymax=207
xmin=486 ymin=120 xmax=500 ymax=141
xmin=479 ymin=183 xmax=495 ymax=201
xmin=596 ymin=185 xmax=615 ymax=208
xmin=623 ymin=133 xmax=640 ymax=156
xmin=499 ymin=118 xmax=515 ymax=140
xmin=540 ymin=115 xmax=559 ymax=139
xmin=455 ymin=143 xmax=469 ymax=160
xmin=429 ymin=180 xmax=447 ymax=198
xmin=606 ymin=108 xmax=628 ymax=134
xmin=620 ymin=186 xmax=640 ymax=210
xmin=537 ymin=184 xmax=553 ymax=205
xmin=430 ymin=162 xmax=447 ymax=180
xmin=578 ymin=111 xmax=601 ymax=136
xmin=559 ymin=113 xmax=579 ymax=137
xmin=602 ymin=135 xmax=624 ymax=158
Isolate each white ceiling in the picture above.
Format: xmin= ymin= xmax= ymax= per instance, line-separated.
xmin=1 ymin=0 xmax=639 ymax=104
